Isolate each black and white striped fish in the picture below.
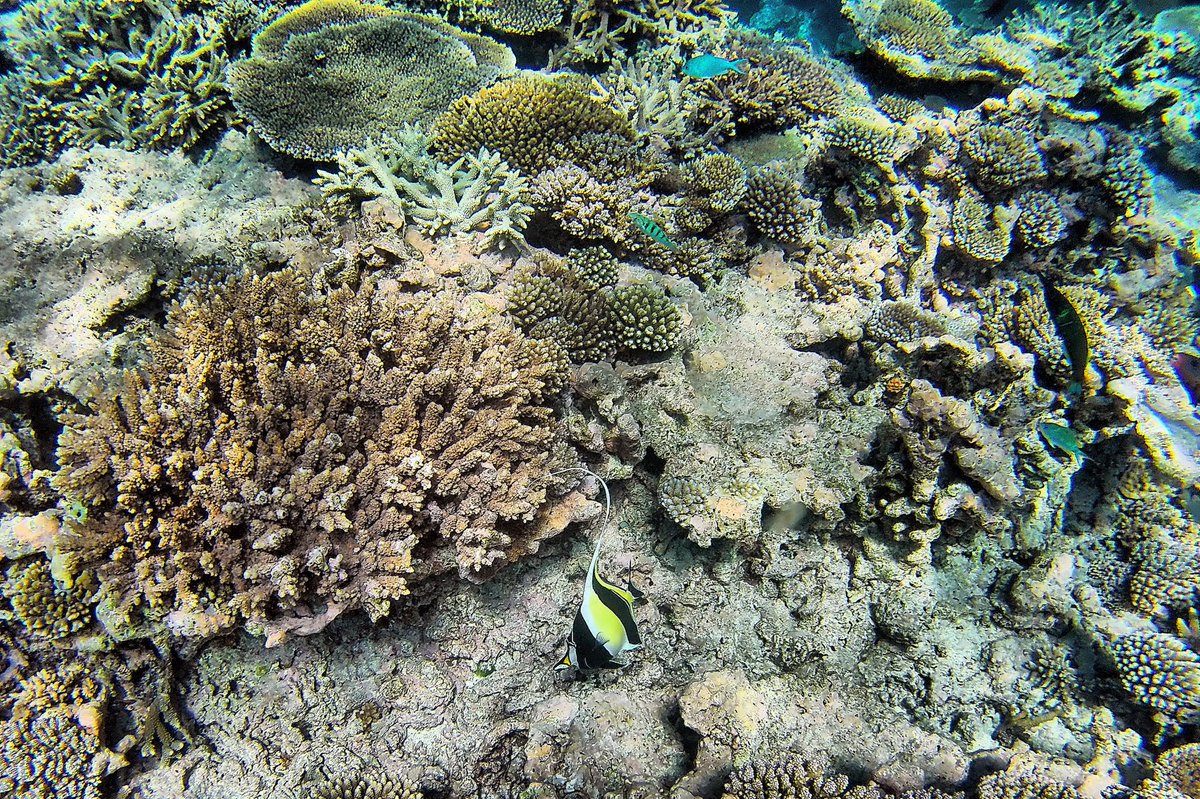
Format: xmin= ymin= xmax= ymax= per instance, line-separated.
xmin=554 ymin=470 xmax=643 ymax=673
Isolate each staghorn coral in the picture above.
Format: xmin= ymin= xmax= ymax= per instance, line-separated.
xmin=430 ymin=73 xmax=636 ymax=178
xmin=54 ymin=270 xmax=575 ymax=638
xmin=229 ymin=5 xmax=516 ymax=160
xmin=0 ymin=0 xmax=235 ymax=165
xmin=565 ymin=246 xmax=620 ymax=289
xmin=314 ymin=774 xmax=423 ymax=799
xmin=316 ymin=129 xmax=532 ymax=252
xmin=1110 ymin=632 xmax=1200 ymax=740
xmin=1 ymin=556 xmax=97 ymax=641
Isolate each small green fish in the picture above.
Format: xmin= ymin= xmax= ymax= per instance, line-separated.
xmin=628 ymin=211 xmax=678 ymax=250
xmin=1038 ymin=421 xmax=1087 ymax=462
xmin=682 ymin=53 xmax=748 ymax=79
xmin=1039 ymin=275 xmax=1089 ymax=394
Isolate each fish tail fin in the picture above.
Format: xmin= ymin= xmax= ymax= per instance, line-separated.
xmin=733 ymin=58 xmax=749 ymax=73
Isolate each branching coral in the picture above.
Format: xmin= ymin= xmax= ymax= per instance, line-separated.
xmin=507 ymin=260 xmax=681 ymax=362
xmin=315 ymin=774 xmax=423 ymax=799
xmin=54 ymin=270 xmax=575 ymax=638
xmin=1129 ymin=535 xmax=1200 ymax=619
xmin=1110 ymin=632 xmax=1200 ymax=740
xmin=744 ymin=166 xmax=823 ymax=245
xmin=0 ymin=666 xmax=120 ymax=799
xmin=692 ymin=31 xmax=870 ymax=132
xmin=1 ymin=556 xmax=97 ymax=640
xmin=229 ymin=3 xmax=516 ymax=160
xmin=430 ymin=73 xmax=636 ymax=178
xmin=0 ymin=0 xmax=235 ymax=165
xmin=961 ymin=123 xmax=1048 ymax=192
xmin=316 ymin=127 xmax=532 ymax=252
xmin=453 ymin=0 xmax=565 ymax=34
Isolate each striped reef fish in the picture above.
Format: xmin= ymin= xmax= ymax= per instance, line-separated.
xmin=628 ymin=211 xmax=678 ymax=251
xmin=554 ymin=469 xmax=643 ymax=673
xmin=556 ymin=534 xmax=644 ymax=672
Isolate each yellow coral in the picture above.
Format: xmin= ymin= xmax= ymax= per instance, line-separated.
xmin=430 ymin=73 xmax=635 ymax=176
xmin=251 ymin=0 xmax=394 ymax=57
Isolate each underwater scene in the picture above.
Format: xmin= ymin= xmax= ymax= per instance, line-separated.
xmin=2 ymin=0 xmax=1200 ymax=796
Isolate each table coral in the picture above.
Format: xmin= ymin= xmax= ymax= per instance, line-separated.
xmin=229 ymin=5 xmax=515 ymax=160
xmin=54 ymin=270 xmax=574 ymax=638
xmin=454 ymin=0 xmax=564 ymax=34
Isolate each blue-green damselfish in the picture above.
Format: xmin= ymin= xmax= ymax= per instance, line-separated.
xmin=555 ymin=470 xmax=644 ymax=673
xmin=682 ymin=53 xmax=748 ymax=78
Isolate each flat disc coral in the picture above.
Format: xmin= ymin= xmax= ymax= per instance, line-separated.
xmin=229 ymin=4 xmax=515 ymax=160
xmin=54 ymin=270 xmax=573 ymax=639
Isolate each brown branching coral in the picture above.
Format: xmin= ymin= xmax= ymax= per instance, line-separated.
xmin=55 ymin=270 xmax=574 ymax=638
xmin=229 ymin=4 xmax=516 ymax=160
xmin=744 ymin=166 xmax=823 ymax=245
xmin=961 ymin=123 xmax=1048 ymax=192
xmin=315 ymin=774 xmax=423 ymax=799
xmin=430 ymin=73 xmax=636 ymax=177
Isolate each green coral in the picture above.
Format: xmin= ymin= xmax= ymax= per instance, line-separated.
xmin=316 ymin=128 xmax=532 ymax=252
xmin=0 ymin=0 xmax=235 ymax=166
xmin=229 ymin=5 xmax=515 ymax=160
xmin=507 ymin=261 xmax=681 ymax=363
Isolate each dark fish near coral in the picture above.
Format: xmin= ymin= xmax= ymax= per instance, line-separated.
xmin=555 ymin=469 xmax=643 ymax=673
xmin=682 ymin=53 xmax=748 ymax=79
xmin=629 ymin=211 xmax=678 ymax=250
xmin=1173 ymin=348 xmax=1200 ymax=405
xmin=1038 ymin=421 xmax=1087 ymax=463
xmin=1039 ymin=275 xmax=1089 ymax=394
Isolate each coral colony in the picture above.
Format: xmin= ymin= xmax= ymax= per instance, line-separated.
xmin=1 ymin=0 xmax=1200 ymax=796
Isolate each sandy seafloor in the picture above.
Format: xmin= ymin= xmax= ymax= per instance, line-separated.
xmin=2 ymin=0 xmax=1200 ymax=798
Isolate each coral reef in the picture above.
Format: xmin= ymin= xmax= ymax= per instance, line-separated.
xmin=0 ymin=0 xmax=236 ymax=165
xmin=316 ymin=126 xmax=532 ymax=252
xmin=1109 ymin=632 xmax=1200 ymax=741
xmin=55 ymin=269 xmax=578 ymax=638
xmin=229 ymin=3 xmax=516 ymax=160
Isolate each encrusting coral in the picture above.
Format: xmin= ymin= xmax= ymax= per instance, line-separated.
xmin=54 ymin=269 xmax=576 ymax=639
xmin=229 ymin=1 xmax=516 ymax=160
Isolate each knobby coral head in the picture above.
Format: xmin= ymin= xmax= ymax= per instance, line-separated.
xmin=54 ymin=269 xmax=575 ymax=640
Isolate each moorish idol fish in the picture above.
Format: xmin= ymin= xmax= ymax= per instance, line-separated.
xmin=554 ymin=469 xmax=644 ymax=673
xmin=628 ymin=211 xmax=679 ymax=251
xmin=682 ymin=53 xmax=748 ymax=79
